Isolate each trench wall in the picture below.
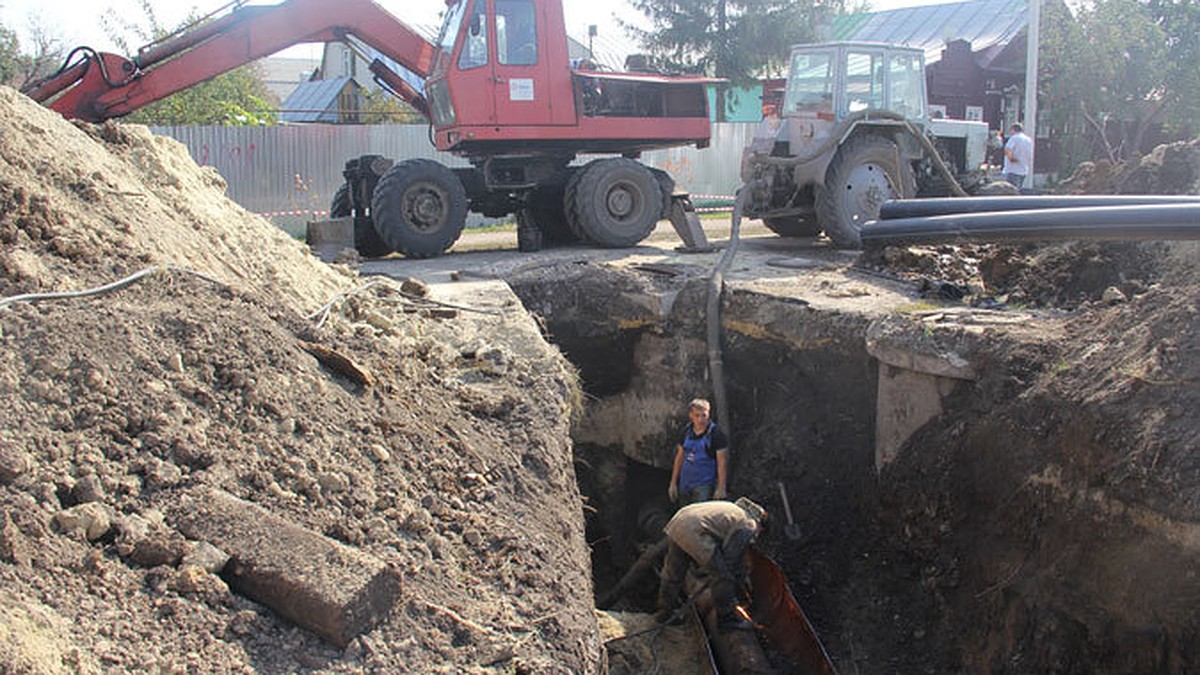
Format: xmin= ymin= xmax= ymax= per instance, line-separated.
xmin=508 ymin=261 xmax=1200 ymax=674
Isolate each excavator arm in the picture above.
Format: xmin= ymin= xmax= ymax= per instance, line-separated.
xmin=23 ymin=0 xmax=440 ymax=122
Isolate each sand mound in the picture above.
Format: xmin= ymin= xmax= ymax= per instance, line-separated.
xmin=0 ymin=86 xmax=601 ymax=673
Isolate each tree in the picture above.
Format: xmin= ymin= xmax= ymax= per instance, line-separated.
xmin=1042 ymin=0 xmax=1197 ymax=167
xmin=101 ymin=1 xmax=276 ymax=126
xmin=360 ymin=90 xmax=425 ymax=125
xmin=0 ymin=12 xmax=65 ymax=89
xmin=624 ymin=0 xmax=817 ymax=82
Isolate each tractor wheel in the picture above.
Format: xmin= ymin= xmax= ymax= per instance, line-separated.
xmin=762 ymin=215 xmax=823 ymax=237
xmin=331 ymin=183 xmax=392 ymax=258
xmin=370 ymin=159 xmax=467 ymax=259
xmin=567 ymin=158 xmax=662 ymax=248
xmin=524 ymin=171 xmax=578 ymax=246
xmin=816 ymin=134 xmax=916 ymax=248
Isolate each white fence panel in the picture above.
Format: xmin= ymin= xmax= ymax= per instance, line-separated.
xmin=151 ymin=123 xmax=757 ymax=234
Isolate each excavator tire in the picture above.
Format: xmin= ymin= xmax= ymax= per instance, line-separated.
xmin=331 ymin=183 xmax=392 ymax=258
xmin=816 ymin=133 xmax=916 ymax=248
xmin=563 ymin=164 xmax=593 ymax=243
xmin=567 ymin=158 xmax=661 ymax=248
xmin=762 ymin=215 xmax=822 ymax=237
xmin=370 ymin=159 xmax=468 ymax=259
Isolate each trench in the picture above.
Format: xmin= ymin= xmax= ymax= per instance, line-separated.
xmin=503 ymin=256 xmax=1198 ymax=674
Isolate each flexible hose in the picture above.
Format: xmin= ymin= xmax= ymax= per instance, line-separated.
xmin=706 ymin=186 xmax=752 ymax=445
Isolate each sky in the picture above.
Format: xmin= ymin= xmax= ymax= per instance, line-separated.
xmin=1 ymin=0 xmax=961 ymax=61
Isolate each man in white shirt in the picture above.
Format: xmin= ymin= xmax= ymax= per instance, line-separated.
xmin=1003 ymin=122 xmax=1034 ymax=189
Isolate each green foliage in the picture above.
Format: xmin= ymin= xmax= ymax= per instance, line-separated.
xmin=102 ymin=1 xmax=276 ymax=126
xmin=360 ymin=90 xmax=425 ymax=125
xmin=1042 ymin=0 xmax=1197 ymax=167
xmin=124 ymin=66 xmax=277 ymax=126
xmin=0 ymin=23 xmax=21 ymax=84
xmin=625 ymin=0 xmax=817 ymax=82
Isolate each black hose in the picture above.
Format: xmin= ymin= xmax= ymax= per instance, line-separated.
xmin=861 ymin=203 xmax=1200 ymax=246
xmin=880 ymin=195 xmax=1200 ymax=220
xmin=707 ymin=186 xmax=752 ymax=440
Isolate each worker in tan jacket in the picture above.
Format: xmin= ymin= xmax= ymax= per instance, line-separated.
xmin=654 ymin=497 xmax=768 ymax=630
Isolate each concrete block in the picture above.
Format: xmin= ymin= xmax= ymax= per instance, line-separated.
xmin=306 ymin=217 xmax=354 ymax=263
xmin=170 ymin=488 xmax=401 ymax=647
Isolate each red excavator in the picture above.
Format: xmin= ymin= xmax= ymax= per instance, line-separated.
xmin=25 ymin=0 xmax=716 ymax=257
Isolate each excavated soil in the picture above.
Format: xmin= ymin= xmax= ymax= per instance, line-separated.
xmin=3 ymin=73 xmax=1199 ymax=675
xmin=0 ymin=87 xmax=601 ymax=674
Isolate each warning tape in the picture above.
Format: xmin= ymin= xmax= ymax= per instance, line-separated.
xmin=257 ymin=209 xmax=330 ymax=218
xmin=258 ymin=201 xmax=740 ymax=218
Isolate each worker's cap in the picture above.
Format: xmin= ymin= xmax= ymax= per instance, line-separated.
xmin=735 ymin=497 xmax=767 ymax=524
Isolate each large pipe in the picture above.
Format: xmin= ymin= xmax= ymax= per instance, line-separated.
xmin=879 ymin=195 xmax=1200 ymax=220
xmin=861 ymin=203 xmax=1200 ymax=247
xmin=690 ymin=579 xmax=776 ymax=674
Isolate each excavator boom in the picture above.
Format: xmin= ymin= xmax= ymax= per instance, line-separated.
xmin=24 ymin=0 xmax=438 ymax=122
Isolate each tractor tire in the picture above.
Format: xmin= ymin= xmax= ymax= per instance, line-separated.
xmin=567 ymin=158 xmax=662 ymax=248
xmin=762 ymin=215 xmax=823 ymax=237
xmin=524 ymin=171 xmax=578 ymax=246
xmin=816 ymin=134 xmax=916 ymax=248
xmin=331 ymin=183 xmax=392 ymax=258
xmin=370 ymin=159 xmax=468 ymax=259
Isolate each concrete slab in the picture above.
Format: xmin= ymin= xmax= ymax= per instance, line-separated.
xmin=170 ymin=488 xmax=401 ymax=647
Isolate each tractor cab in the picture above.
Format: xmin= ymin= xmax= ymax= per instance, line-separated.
xmin=781 ymin=42 xmax=928 ymax=122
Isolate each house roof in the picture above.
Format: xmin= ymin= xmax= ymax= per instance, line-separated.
xmin=279 ymin=77 xmax=357 ymax=123
xmin=831 ymin=0 xmax=1027 ymax=69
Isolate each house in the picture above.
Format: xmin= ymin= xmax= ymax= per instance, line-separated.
xmin=831 ymin=0 xmax=1059 ymax=172
xmin=279 ymin=77 xmax=364 ymax=124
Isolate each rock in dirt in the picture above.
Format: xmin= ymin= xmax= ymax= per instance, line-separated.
xmin=0 ymin=442 xmax=31 ymax=484
xmin=171 ymin=487 xmax=402 ymax=647
xmin=54 ymin=502 xmax=112 ymax=541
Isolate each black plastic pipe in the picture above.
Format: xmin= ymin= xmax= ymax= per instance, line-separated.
xmin=879 ymin=195 xmax=1200 ymax=220
xmin=861 ymin=203 xmax=1200 ymax=246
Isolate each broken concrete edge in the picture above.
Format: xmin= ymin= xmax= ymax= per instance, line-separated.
xmin=864 ymin=317 xmax=978 ymax=381
xmin=168 ymin=486 xmax=402 ymax=647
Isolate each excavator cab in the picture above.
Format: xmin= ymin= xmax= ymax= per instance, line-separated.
xmin=26 ymin=0 xmax=716 ymax=259
xmin=425 ymin=0 xmax=576 ymax=152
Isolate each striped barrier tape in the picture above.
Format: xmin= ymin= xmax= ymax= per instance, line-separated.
xmin=258 ymin=209 xmax=331 ymax=218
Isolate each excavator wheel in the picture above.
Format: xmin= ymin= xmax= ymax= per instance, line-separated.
xmin=331 ymin=183 xmax=392 ymax=258
xmin=816 ymin=134 xmax=916 ymax=248
xmin=762 ymin=215 xmax=823 ymax=237
xmin=567 ymin=158 xmax=661 ymax=248
xmin=562 ymin=166 xmax=593 ymax=243
xmin=370 ymin=159 xmax=468 ymax=259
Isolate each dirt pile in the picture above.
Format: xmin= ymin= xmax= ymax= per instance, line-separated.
xmin=0 ymin=86 xmax=601 ymax=674
xmin=1057 ymin=137 xmax=1200 ymax=196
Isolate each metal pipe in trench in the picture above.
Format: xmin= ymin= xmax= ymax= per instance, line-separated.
xmin=879 ymin=194 xmax=1200 ymax=220
xmin=860 ymin=203 xmax=1200 ymax=247
xmin=688 ymin=578 xmax=776 ymax=675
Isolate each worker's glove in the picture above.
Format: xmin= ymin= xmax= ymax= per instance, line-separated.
xmin=668 ymin=483 xmax=678 ymax=503
xmin=713 ymin=486 xmax=727 ymax=500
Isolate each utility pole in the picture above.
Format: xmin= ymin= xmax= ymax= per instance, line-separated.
xmin=588 ymin=24 xmax=596 ymax=60
xmin=1024 ymin=0 xmax=1040 ymax=184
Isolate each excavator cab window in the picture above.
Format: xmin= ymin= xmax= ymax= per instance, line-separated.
xmin=458 ymin=0 xmax=489 ymax=70
xmin=496 ymin=0 xmax=538 ymax=66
